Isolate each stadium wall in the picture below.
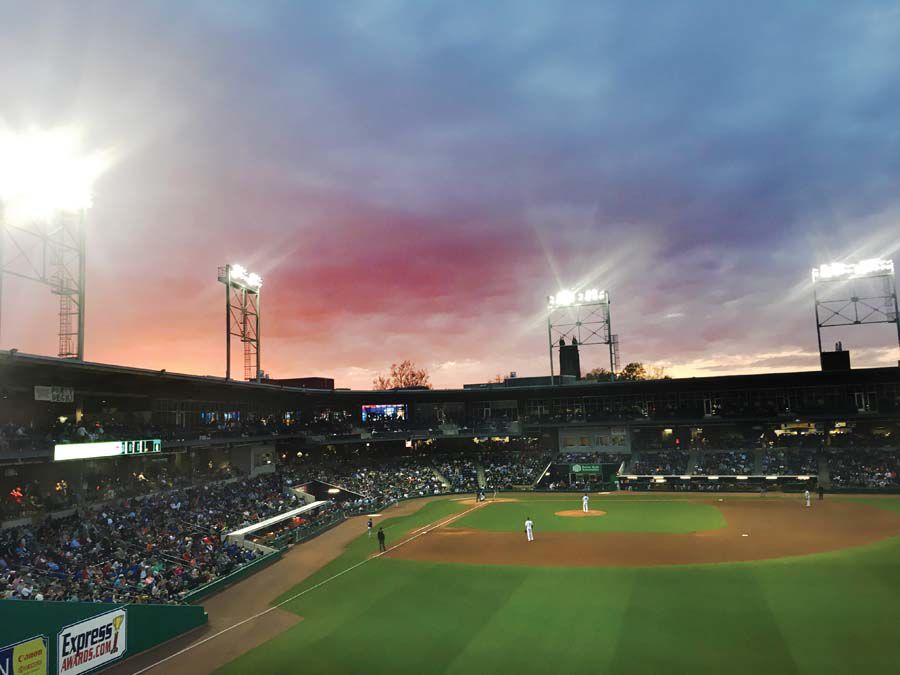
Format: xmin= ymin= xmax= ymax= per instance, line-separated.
xmin=0 ymin=599 xmax=207 ymax=674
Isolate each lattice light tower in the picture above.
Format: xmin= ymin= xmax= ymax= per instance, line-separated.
xmin=547 ymin=287 xmax=619 ymax=380
xmin=0 ymin=128 xmax=101 ymax=360
xmin=0 ymin=212 xmax=87 ymax=358
xmin=811 ymin=258 xmax=900 ymax=364
xmin=217 ymin=264 xmax=262 ymax=381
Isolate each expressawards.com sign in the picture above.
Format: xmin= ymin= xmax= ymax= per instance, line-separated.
xmin=57 ymin=609 xmax=126 ymax=675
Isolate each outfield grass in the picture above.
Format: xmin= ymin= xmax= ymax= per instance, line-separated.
xmin=450 ymin=496 xmax=725 ymax=533
xmin=219 ymin=495 xmax=900 ymax=675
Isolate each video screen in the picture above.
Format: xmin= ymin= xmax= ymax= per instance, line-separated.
xmin=361 ymin=404 xmax=407 ymax=422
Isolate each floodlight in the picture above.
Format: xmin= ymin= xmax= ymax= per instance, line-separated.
xmin=0 ymin=127 xmax=110 ymax=222
xmin=228 ymin=264 xmax=262 ymax=291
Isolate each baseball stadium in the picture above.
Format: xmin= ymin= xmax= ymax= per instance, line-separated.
xmin=3 ymin=4 xmax=900 ymax=675
xmin=2 ymin=352 xmax=900 ymax=675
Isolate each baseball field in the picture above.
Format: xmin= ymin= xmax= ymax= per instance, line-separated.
xmin=132 ymin=492 xmax=900 ymax=675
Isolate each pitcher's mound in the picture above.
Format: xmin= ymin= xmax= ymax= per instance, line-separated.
xmin=556 ymin=509 xmax=607 ymax=517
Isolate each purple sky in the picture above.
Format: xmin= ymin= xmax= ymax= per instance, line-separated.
xmin=1 ymin=1 xmax=899 ymax=388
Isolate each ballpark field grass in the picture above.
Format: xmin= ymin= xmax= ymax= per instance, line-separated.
xmin=449 ymin=496 xmax=726 ymax=532
xmin=217 ymin=493 xmax=900 ymax=675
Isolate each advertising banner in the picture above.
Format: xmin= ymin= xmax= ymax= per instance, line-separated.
xmin=0 ymin=636 xmax=47 ymax=675
xmin=57 ymin=609 xmax=126 ymax=675
xmin=570 ymin=464 xmax=601 ymax=474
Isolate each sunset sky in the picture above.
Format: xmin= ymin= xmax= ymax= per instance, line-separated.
xmin=1 ymin=1 xmax=899 ymax=388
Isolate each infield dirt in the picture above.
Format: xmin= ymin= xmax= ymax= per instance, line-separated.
xmin=387 ymin=498 xmax=900 ymax=567
xmin=555 ymin=509 xmax=608 ymax=517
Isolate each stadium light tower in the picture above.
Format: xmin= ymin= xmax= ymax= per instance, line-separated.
xmin=547 ymin=287 xmax=619 ymax=380
xmin=0 ymin=128 xmax=108 ymax=359
xmin=811 ymin=258 xmax=899 ymax=365
xmin=217 ymin=264 xmax=262 ymax=381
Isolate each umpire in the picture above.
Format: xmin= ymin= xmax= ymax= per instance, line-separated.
xmin=377 ymin=526 xmax=386 ymax=552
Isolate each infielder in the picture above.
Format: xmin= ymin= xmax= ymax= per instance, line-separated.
xmin=582 ymin=493 xmax=590 ymax=513
xmin=525 ymin=516 xmax=534 ymax=542
xmin=804 ymin=489 xmax=811 ymax=507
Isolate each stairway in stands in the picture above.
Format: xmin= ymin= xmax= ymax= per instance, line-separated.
xmin=818 ymin=454 xmax=831 ymax=488
xmin=476 ymin=463 xmax=487 ymax=489
xmin=624 ymin=452 xmax=639 ymax=473
xmin=752 ymin=449 xmax=765 ymax=475
xmin=431 ymin=464 xmax=451 ymax=491
xmin=686 ymin=449 xmax=700 ymax=475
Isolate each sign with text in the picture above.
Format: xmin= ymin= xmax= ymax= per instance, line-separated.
xmin=33 ymin=386 xmax=74 ymax=403
xmin=0 ymin=635 xmax=47 ymax=675
xmin=570 ymin=464 xmax=601 ymax=474
xmin=54 ymin=440 xmax=162 ymax=462
xmin=57 ymin=609 xmax=126 ymax=675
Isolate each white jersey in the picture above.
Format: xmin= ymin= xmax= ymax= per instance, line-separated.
xmin=525 ymin=519 xmax=533 ymax=531
xmin=583 ymin=496 xmax=589 ymax=506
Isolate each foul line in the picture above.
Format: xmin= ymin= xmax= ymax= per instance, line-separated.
xmin=130 ymin=501 xmax=486 ymax=675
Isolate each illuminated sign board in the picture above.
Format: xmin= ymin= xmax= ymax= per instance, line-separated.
xmin=811 ymin=258 xmax=894 ymax=282
xmin=361 ymin=404 xmax=407 ymax=422
xmin=548 ymin=288 xmax=607 ymax=308
xmin=34 ymin=385 xmax=74 ymax=403
xmin=54 ymin=439 xmax=162 ymax=462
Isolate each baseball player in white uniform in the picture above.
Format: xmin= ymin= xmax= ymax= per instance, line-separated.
xmin=525 ymin=517 xmax=534 ymax=542
xmin=804 ymin=489 xmax=811 ymax=507
xmin=582 ymin=493 xmax=590 ymax=513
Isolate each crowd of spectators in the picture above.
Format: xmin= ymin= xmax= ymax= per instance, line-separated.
xmin=437 ymin=458 xmax=478 ymax=491
xmin=827 ymin=450 xmax=900 ymax=488
xmin=629 ymin=450 xmax=689 ymax=475
xmin=0 ymin=474 xmax=276 ymax=604
xmin=484 ymin=453 xmax=550 ymax=489
xmin=692 ymin=451 xmax=755 ymax=475
xmin=290 ymin=456 xmax=446 ymax=510
xmin=761 ymin=449 xmax=818 ymax=475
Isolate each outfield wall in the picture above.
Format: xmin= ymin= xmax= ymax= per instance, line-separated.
xmin=0 ymin=600 xmax=207 ymax=674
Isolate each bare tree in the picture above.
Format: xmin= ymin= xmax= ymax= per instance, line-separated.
xmin=372 ymin=360 xmax=432 ymax=390
xmin=647 ymin=364 xmax=670 ymax=380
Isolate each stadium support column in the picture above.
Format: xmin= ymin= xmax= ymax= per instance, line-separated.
xmin=225 ymin=264 xmax=231 ymax=380
xmin=76 ymin=210 xmax=86 ymax=360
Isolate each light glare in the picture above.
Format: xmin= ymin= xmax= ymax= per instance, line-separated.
xmin=229 ymin=264 xmax=263 ymax=290
xmin=811 ymin=258 xmax=894 ymax=282
xmin=548 ymin=287 xmax=606 ymax=308
xmin=0 ymin=127 xmax=112 ymax=222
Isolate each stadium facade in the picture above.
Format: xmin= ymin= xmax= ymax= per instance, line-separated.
xmin=2 ymin=349 xmax=898 ymax=496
